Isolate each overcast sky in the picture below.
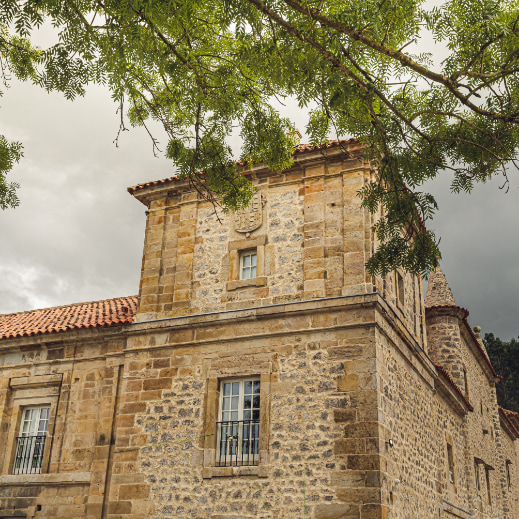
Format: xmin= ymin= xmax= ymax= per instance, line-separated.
xmin=1 ymin=61 xmax=518 ymax=341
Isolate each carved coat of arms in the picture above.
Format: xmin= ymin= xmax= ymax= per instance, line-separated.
xmin=234 ymin=192 xmax=265 ymax=235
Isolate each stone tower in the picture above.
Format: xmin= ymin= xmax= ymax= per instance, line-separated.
xmin=424 ymin=264 xmax=467 ymax=389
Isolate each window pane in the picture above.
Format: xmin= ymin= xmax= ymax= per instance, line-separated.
xmin=245 ymin=381 xmax=253 ymax=394
xmin=231 ymin=396 xmax=239 ymax=410
xmin=231 ymin=411 xmax=238 ymax=421
xmin=254 ymin=381 xmax=261 ymax=394
xmin=251 ymin=266 xmax=256 ymax=278
xmin=243 ymin=255 xmax=250 ymax=267
xmin=232 ymin=382 xmax=240 ymax=395
xmin=223 ymin=398 xmax=230 ymax=410
xmin=40 ymin=408 xmax=49 ymax=420
xmin=222 ymin=411 xmax=230 ymax=421
xmin=21 ymin=419 xmax=31 ymax=435
xmin=243 ymin=410 xmax=251 ymax=420
xmin=242 ymin=267 xmax=250 ymax=280
xmin=252 ymin=409 xmax=260 ymax=420
xmin=223 ymin=383 xmax=231 ymax=396
xmin=244 ymin=396 xmax=251 ymax=409
xmin=251 ymin=254 xmax=257 ymax=266
xmin=253 ymin=395 xmax=260 ymax=409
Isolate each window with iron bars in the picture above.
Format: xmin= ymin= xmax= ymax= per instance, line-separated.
xmin=13 ymin=406 xmax=50 ymax=474
xmin=216 ymin=379 xmax=260 ymax=467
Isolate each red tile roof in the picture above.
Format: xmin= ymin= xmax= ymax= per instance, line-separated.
xmin=0 ymin=296 xmax=138 ymax=340
xmin=127 ymin=139 xmax=360 ymax=194
xmin=499 ymin=407 xmax=519 ymax=438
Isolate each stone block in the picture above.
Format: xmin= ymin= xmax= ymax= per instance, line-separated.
xmin=334 ymin=438 xmax=366 ymax=455
xmin=337 ymin=374 xmax=360 ymax=392
xmin=118 ymin=484 xmax=150 ymax=501
xmin=313 ymin=503 xmax=360 ymax=519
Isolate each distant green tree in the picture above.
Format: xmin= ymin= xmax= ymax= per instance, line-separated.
xmin=484 ymin=333 xmax=519 ymax=414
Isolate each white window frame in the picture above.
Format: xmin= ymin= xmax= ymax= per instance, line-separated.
xmin=239 ymin=250 xmax=257 ymax=280
xmin=13 ymin=406 xmax=50 ymax=474
xmin=217 ymin=378 xmax=260 ymax=466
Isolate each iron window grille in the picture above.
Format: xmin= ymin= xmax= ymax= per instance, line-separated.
xmin=216 ymin=419 xmax=260 ymax=466
xmin=217 ymin=379 xmax=260 ymax=466
xmin=13 ymin=435 xmax=47 ymax=475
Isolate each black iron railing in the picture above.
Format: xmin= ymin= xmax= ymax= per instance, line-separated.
xmin=216 ymin=419 xmax=260 ymax=467
xmin=13 ymin=435 xmax=46 ymax=474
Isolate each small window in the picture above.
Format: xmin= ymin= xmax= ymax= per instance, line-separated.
xmin=486 ymin=467 xmax=492 ymax=508
xmin=217 ymin=379 xmax=260 ymax=466
xmin=463 ymin=367 xmax=469 ymax=398
xmin=506 ymin=461 xmax=512 ymax=491
xmin=240 ymin=250 xmax=257 ymax=280
xmin=447 ymin=443 xmax=455 ymax=484
xmin=396 ymin=272 xmax=404 ymax=307
xmin=13 ymin=406 xmax=50 ymax=474
xmin=474 ymin=460 xmax=480 ymax=491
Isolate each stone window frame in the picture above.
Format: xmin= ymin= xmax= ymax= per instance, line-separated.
xmin=474 ymin=458 xmax=481 ymax=492
xmin=506 ymin=460 xmax=512 ymax=491
xmin=396 ymin=270 xmax=405 ymax=309
xmin=446 ymin=442 xmax=455 ymax=484
xmin=227 ymin=236 xmax=266 ymax=291
xmin=201 ymin=358 xmax=272 ymax=479
xmin=1 ymin=374 xmax=62 ymax=476
xmin=485 ymin=465 xmax=493 ymax=509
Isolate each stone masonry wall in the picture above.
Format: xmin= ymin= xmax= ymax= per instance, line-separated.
xmin=133 ymin=146 xmax=427 ymax=354
xmin=107 ymin=295 xmax=386 ymax=519
xmin=426 ymin=307 xmax=466 ymax=389
xmin=460 ymin=332 xmax=515 ymax=518
xmin=0 ymin=328 xmax=127 ymax=519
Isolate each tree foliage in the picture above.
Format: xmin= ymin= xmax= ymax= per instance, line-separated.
xmin=484 ymin=333 xmax=519 ymax=414
xmin=1 ymin=0 xmax=519 ymax=276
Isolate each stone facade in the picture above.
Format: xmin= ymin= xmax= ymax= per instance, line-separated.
xmin=0 ymin=141 xmax=517 ymax=519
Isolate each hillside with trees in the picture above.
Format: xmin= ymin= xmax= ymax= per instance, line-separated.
xmin=485 ymin=333 xmax=519 ymax=414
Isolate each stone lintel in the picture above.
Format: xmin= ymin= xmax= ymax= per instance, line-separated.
xmin=9 ymin=373 xmax=63 ymax=390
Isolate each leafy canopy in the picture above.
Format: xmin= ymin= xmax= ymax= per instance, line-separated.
xmin=1 ymin=0 xmax=519 ymax=276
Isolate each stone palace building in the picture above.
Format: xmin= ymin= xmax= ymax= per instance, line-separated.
xmin=0 ymin=140 xmax=517 ymax=519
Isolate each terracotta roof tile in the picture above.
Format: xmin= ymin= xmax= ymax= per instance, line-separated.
xmin=499 ymin=407 xmax=519 ymax=437
xmin=0 ymin=296 xmax=138 ymax=340
xmin=127 ymin=139 xmax=360 ymax=194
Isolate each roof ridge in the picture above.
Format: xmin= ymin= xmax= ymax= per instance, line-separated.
xmin=127 ymin=138 xmax=361 ymax=195
xmin=0 ymin=295 xmax=138 ymax=318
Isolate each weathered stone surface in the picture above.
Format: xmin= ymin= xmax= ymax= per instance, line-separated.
xmin=0 ymin=144 xmax=516 ymax=519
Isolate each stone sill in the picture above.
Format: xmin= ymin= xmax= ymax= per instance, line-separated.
xmin=443 ymin=499 xmax=474 ymax=518
xmin=0 ymin=472 xmax=91 ymax=486
xmin=227 ymin=277 xmax=267 ymax=291
xmin=203 ymin=465 xmax=267 ymax=478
